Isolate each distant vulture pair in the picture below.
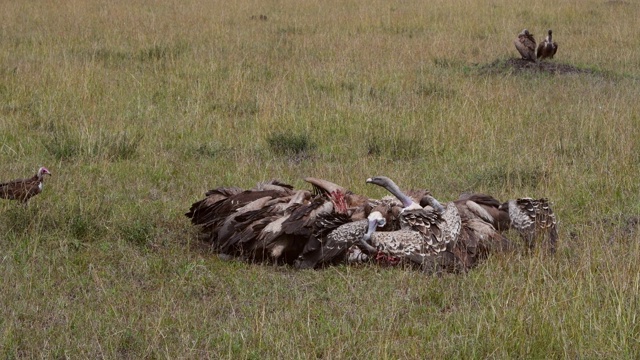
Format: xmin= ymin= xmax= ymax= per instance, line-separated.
xmin=0 ymin=167 xmax=51 ymax=204
xmin=514 ymin=29 xmax=558 ymax=61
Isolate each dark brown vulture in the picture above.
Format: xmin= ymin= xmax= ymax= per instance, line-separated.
xmin=537 ymin=29 xmax=558 ymax=60
xmin=455 ymin=193 xmax=511 ymax=232
xmin=499 ymin=197 xmax=558 ymax=253
xmin=514 ymin=29 xmax=537 ymax=62
xmin=0 ymin=166 xmax=51 ymax=204
xmin=187 ymin=177 xmax=377 ymax=265
xmin=185 ymin=181 xmax=295 ymax=247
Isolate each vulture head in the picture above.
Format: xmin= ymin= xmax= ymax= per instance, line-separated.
xmin=359 ymin=211 xmax=387 ymax=254
xmin=365 ymin=176 xmax=393 ymax=188
xmin=38 ymin=167 xmax=52 ymax=179
xmin=366 ymin=176 xmax=418 ymax=209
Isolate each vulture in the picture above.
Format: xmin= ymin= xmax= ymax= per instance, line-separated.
xmin=359 ymin=211 xmax=445 ymax=270
xmin=185 ymin=180 xmax=302 ymax=253
xmin=254 ymin=191 xmax=334 ymax=263
xmin=537 ymin=29 xmax=558 ymax=60
xmin=0 ymin=166 xmax=51 ymax=204
xmin=217 ymin=189 xmax=311 ymax=259
xmin=365 ymin=176 xmax=451 ymax=256
xmin=514 ymin=29 xmax=537 ymax=62
xmin=499 ymin=197 xmax=558 ymax=253
xmin=295 ymin=195 xmax=402 ymax=269
xmin=187 ymin=177 xmax=378 ymax=265
xmin=422 ymin=193 xmax=513 ymax=272
xmin=455 ymin=193 xmax=511 ymax=232
xmin=356 ymin=190 xmax=513 ymax=274
xmin=296 ymin=214 xmax=370 ymax=269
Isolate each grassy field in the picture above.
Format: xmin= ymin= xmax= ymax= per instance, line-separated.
xmin=1 ymin=0 xmax=640 ymax=357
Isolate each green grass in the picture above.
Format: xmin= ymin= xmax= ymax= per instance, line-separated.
xmin=1 ymin=0 xmax=640 ymax=357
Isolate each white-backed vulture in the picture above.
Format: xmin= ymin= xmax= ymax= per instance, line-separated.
xmin=0 ymin=167 xmax=51 ymax=204
xmin=296 ymin=214 xmax=369 ymax=269
xmin=499 ymin=197 xmax=558 ymax=253
xmin=358 ymin=211 xmax=442 ymax=269
xmin=294 ymin=193 xmax=405 ymax=269
xmin=514 ymin=29 xmax=537 ymax=62
xmin=537 ymin=29 xmax=558 ymax=60
xmin=421 ymin=193 xmax=513 ymax=271
xmin=365 ymin=176 xmax=450 ymax=256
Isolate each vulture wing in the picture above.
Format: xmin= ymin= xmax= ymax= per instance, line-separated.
xmin=0 ymin=175 xmax=41 ymax=203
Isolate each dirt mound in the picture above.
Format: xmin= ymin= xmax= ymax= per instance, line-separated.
xmin=478 ymin=58 xmax=597 ymax=76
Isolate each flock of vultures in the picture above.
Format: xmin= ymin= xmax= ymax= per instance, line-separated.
xmin=185 ymin=176 xmax=557 ymax=274
xmin=1 ymin=29 xmax=560 ymax=273
xmin=0 ymin=169 xmax=557 ymax=275
xmin=182 ymin=28 xmax=561 ymax=273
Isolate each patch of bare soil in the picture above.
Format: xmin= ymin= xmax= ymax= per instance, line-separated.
xmin=478 ymin=58 xmax=597 ymax=76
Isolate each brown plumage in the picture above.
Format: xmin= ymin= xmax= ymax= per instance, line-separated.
xmin=451 ymin=217 xmax=512 ymax=270
xmin=514 ymin=29 xmax=537 ymax=62
xmin=421 ymin=193 xmax=513 ymax=272
xmin=0 ymin=167 xmax=51 ymax=204
xmin=500 ymin=197 xmax=558 ymax=253
xmin=304 ymin=177 xmax=372 ymax=220
xmin=187 ymin=177 xmax=381 ymax=265
xmin=537 ymin=29 xmax=558 ymax=60
xmin=456 ymin=193 xmax=511 ymax=231
xmin=295 ymin=213 xmax=367 ymax=269
xmin=262 ymin=195 xmax=334 ymax=261
xmin=185 ymin=180 xmax=298 ymax=246
xmin=230 ymin=190 xmax=311 ymax=261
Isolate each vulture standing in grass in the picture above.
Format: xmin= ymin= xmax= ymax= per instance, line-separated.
xmin=514 ymin=29 xmax=537 ymax=62
xmin=499 ymin=197 xmax=558 ymax=253
xmin=537 ymin=29 xmax=558 ymax=60
xmin=0 ymin=166 xmax=51 ymax=204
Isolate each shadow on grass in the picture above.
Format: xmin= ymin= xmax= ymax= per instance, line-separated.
xmin=43 ymin=124 xmax=143 ymax=161
xmin=266 ymin=131 xmax=315 ymax=157
xmin=366 ymin=135 xmax=425 ymax=160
